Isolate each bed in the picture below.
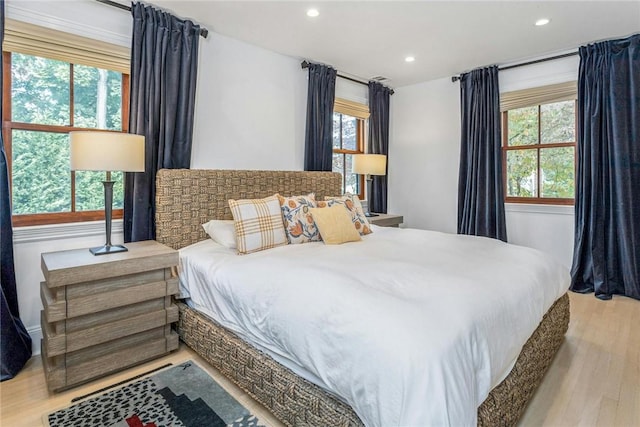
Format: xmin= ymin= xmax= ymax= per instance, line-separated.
xmin=155 ymin=169 xmax=570 ymax=427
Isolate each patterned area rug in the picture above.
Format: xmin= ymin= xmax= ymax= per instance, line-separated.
xmin=46 ymin=361 xmax=265 ymax=427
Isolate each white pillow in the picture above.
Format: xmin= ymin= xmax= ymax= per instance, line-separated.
xmin=202 ymin=219 xmax=237 ymax=249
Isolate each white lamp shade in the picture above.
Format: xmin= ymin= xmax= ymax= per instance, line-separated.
xmin=70 ymin=131 xmax=145 ymax=172
xmin=352 ymin=154 xmax=387 ymax=176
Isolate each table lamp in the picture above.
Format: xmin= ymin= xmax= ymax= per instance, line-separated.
xmin=70 ymin=131 xmax=145 ymax=255
xmin=352 ymin=154 xmax=387 ymax=217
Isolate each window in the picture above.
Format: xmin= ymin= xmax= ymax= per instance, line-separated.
xmin=501 ymin=82 xmax=577 ymax=205
xmin=3 ymin=52 xmax=129 ymax=226
xmin=503 ymin=101 xmax=576 ymax=204
xmin=332 ymin=112 xmax=364 ymax=198
xmin=2 ymin=20 xmax=130 ymax=226
xmin=332 ymin=98 xmax=369 ymax=200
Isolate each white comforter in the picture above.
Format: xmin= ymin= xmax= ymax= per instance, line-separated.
xmin=179 ymin=226 xmax=569 ymax=427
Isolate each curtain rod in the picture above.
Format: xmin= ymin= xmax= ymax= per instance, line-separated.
xmin=301 ymin=61 xmax=395 ymax=95
xmin=451 ymin=51 xmax=578 ymax=82
xmin=96 ymin=0 xmax=209 ymax=38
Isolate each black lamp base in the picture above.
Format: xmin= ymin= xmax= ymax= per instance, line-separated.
xmin=90 ymin=244 xmax=128 ymax=256
xmin=364 ymin=176 xmax=380 ymax=218
xmin=90 ymin=178 xmax=128 ymax=256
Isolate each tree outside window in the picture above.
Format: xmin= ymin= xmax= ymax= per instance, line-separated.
xmin=3 ymin=52 xmax=128 ymax=226
xmin=503 ymin=100 xmax=576 ymax=204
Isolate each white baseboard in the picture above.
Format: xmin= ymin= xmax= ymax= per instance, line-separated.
xmin=28 ymin=326 xmax=42 ymax=356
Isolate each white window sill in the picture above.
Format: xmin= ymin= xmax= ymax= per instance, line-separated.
xmin=13 ymin=219 xmax=123 ymax=244
xmin=505 ymin=203 xmax=574 ymax=216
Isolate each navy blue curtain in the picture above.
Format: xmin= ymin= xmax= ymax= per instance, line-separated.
xmin=368 ymin=81 xmax=392 ymax=213
xmin=124 ymin=2 xmax=200 ymax=242
xmin=457 ymin=66 xmax=507 ymax=242
xmin=304 ymin=63 xmax=336 ymax=171
xmin=1 ymin=0 xmax=33 ymax=381
xmin=570 ymin=34 xmax=640 ymax=300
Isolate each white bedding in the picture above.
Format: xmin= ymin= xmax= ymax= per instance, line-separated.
xmin=179 ymin=225 xmax=569 ymax=427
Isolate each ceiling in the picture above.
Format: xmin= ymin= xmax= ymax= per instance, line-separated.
xmin=153 ymin=1 xmax=640 ymax=88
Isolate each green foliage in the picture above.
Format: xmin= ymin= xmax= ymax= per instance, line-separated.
xmin=11 ymin=54 xmax=70 ymax=125
xmin=507 ymin=149 xmax=537 ymax=197
xmin=74 ymin=65 xmax=122 ymax=130
xmin=541 ymin=101 xmax=575 ymax=144
xmin=75 ymin=171 xmax=124 ymax=211
xmin=10 ymin=53 xmax=124 ymax=216
xmin=508 ymin=106 xmax=538 ymax=146
xmin=541 ymin=147 xmax=575 ymax=197
xmin=12 ymin=131 xmax=71 ymax=214
xmin=506 ymin=101 xmax=575 ymax=199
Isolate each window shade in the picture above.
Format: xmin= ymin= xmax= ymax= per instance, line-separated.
xmin=334 ymin=98 xmax=370 ymax=119
xmin=3 ymin=19 xmax=130 ymax=74
xmin=500 ymin=81 xmax=577 ymax=111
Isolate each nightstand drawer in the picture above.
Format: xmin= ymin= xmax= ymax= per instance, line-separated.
xmin=65 ymin=275 xmax=176 ymax=318
xmin=42 ymin=303 xmax=179 ymax=356
xmin=44 ymin=328 xmax=179 ymax=391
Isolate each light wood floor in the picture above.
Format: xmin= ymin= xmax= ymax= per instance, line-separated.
xmin=518 ymin=292 xmax=639 ymax=426
xmin=1 ymin=292 xmax=638 ymax=427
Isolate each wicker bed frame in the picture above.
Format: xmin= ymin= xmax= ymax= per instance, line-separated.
xmin=155 ymin=169 xmax=570 ymax=427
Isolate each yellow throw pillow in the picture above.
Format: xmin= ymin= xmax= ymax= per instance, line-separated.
xmin=310 ymin=205 xmax=362 ymax=245
xmin=323 ymin=194 xmax=372 ymax=235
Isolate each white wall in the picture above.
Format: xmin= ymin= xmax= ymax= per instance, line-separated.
xmin=190 ymin=33 xmax=307 ymax=170
xmin=504 ymin=204 xmax=574 ymax=267
xmin=189 ymin=44 xmax=371 ymax=171
xmin=390 ymin=56 xmax=578 ymax=267
xmin=499 ymin=55 xmax=578 ymax=93
xmin=389 ymin=76 xmax=460 ymax=233
xmin=336 ymin=78 xmax=368 ymax=105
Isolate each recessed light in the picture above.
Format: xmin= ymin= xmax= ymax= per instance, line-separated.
xmin=307 ymin=9 xmax=319 ymax=17
xmin=405 ymin=56 xmax=415 ymax=63
xmin=535 ymin=18 xmax=550 ymax=26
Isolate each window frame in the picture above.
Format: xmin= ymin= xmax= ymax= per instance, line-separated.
xmin=502 ymin=100 xmax=577 ymax=206
xmin=332 ymin=112 xmax=365 ymax=200
xmin=2 ymin=51 xmax=130 ymax=227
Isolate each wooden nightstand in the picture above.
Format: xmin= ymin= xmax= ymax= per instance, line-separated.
xmin=368 ymin=213 xmax=404 ymax=228
xmin=40 ymin=240 xmax=179 ymax=392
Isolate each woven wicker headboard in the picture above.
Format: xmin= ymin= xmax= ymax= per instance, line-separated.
xmin=155 ymin=169 xmax=342 ymax=250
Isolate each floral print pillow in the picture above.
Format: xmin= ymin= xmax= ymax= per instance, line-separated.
xmin=322 ymin=194 xmax=372 ymax=235
xmin=277 ymin=193 xmax=320 ymax=244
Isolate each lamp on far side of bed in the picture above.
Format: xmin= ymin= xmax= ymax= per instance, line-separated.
xmin=352 ymin=154 xmax=387 ymax=217
xmin=70 ymin=131 xmax=145 ymax=256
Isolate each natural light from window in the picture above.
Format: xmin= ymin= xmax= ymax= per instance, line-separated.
xmin=504 ymin=100 xmax=576 ymax=204
xmin=332 ymin=112 xmax=364 ymax=198
xmin=6 ymin=52 xmax=126 ymax=224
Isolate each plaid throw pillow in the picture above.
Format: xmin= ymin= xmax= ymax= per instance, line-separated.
xmin=228 ymin=195 xmax=288 ymax=254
